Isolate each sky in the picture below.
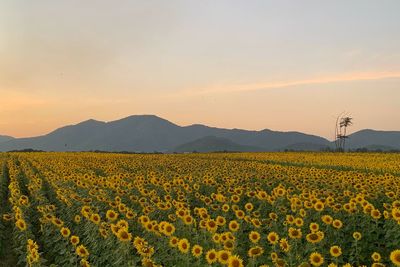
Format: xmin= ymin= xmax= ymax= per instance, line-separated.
xmin=1 ymin=0 xmax=399 ymax=140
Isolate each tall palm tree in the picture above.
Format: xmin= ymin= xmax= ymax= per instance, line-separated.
xmin=335 ymin=114 xmax=353 ymax=151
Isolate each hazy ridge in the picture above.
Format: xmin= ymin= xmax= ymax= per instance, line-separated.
xmin=0 ymin=115 xmax=399 ymax=152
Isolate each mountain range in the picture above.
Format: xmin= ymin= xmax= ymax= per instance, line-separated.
xmin=0 ymin=115 xmax=399 ymax=152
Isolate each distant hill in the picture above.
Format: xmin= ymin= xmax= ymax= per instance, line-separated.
xmin=0 ymin=115 xmax=398 ymax=152
xmin=172 ymin=136 xmax=263 ymax=153
xmin=344 ymin=129 xmax=400 ymax=150
xmin=0 ymin=135 xmax=14 ymax=143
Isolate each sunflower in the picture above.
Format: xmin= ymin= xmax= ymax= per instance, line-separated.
xmin=353 ymin=232 xmax=362 ymax=241
xmin=2 ymin=214 xmax=12 ymax=221
xmin=275 ymin=259 xmax=286 ymax=267
xmin=117 ymin=228 xmax=132 ymax=242
xmin=125 ymin=210 xmax=136 ymax=219
xmin=309 ymin=223 xmax=319 ymax=232
xmin=76 ymin=245 xmax=89 ymax=258
xmin=249 ymin=231 xmax=260 ymax=243
xmin=169 ymin=236 xmax=179 ymax=248
xmin=43 ymin=214 xmax=53 ymax=222
xmin=330 ymin=245 xmax=342 ymax=257
xmin=139 ymin=215 xmax=150 ymax=224
xmin=295 ymin=217 xmax=304 ymax=227
xmin=205 ymin=249 xmax=218 ymax=264
xmin=314 ymin=201 xmax=324 ymax=212
xmin=231 ymin=195 xmax=240 ymax=203
xmin=218 ymin=250 xmax=231 ymax=264
xmin=222 ymin=204 xmax=230 ymax=212
xmin=267 ymin=232 xmax=279 ymax=245
xmin=199 ymin=220 xmax=207 ymax=229
xmin=288 ymin=227 xmax=302 ymax=239
xmin=390 ymin=249 xmax=400 ymax=266
xmin=332 ymin=219 xmax=343 ymax=229
xmin=141 ymin=258 xmax=157 ymax=267
xmin=15 ymin=219 xmax=27 ymax=231
xmin=117 ymin=219 xmax=129 ymax=229
xmin=220 ymin=233 xmax=228 ymax=243
xmin=80 ymin=259 xmax=90 ymax=267
xmin=90 ymin=213 xmax=101 ymax=224
xmin=60 ymin=227 xmax=71 ymax=238
xmin=163 ymin=223 xmax=175 ymax=236
xmin=176 ymin=209 xmax=186 ymax=218
xmin=183 ymin=215 xmax=194 ymax=225
xmin=118 ymin=203 xmax=127 ymax=213
xmin=99 ymin=228 xmax=108 ymax=238
xmin=110 ymin=224 xmax=120 ymax=235
xmin=228 ymin=220 xmax=240 ymax=232
xmin=392 ymin=208 xmax=400 ymax=221
xmin=276 ymin=187 xmax=286 ymax=196
xmin=306 ymin=232 xmax=323 ymax=244
xmin=207 ymin=219 xmax=218 ymax=232
xmin=309 ymin=252 xmax=324 ymax=266
xmin=138 ymin=245 xmax=155 ymax=258
xmin=224 ymin=240 xmax=235 ymax=251
xmin=191 ymin=245 xmax=203 ymax=258
xmin=299 ymin=209 xmax=306 ymax=217
xmin=227 ymin=255 xmax=244 ymax=267
xmin=81 ymin=206 xmax=91 ymax=218
xmin=371 ymin=252 xmax=381 ymax=262
xmin=248 ymin=246 xmax=264 ymax=258
xmin=106 ymin=210 xmax=118 ymax=222
xmin=245 ymin=203 xmax=254 ymax=211
xmin=251 ymin=218 xmax=261 ymax=228
xmin=286 ymin=215 xmax=295 ymax=224
xmin=212 ymin=233 xmax=221 ymax=243
xmin=271 ymin=252 xmax=278 ymax=261
xmin=269 ymin=212 xmax=278 ymax=221
xmin=29 ymin=250 xmax=40 ymax=263
xmin=235 ymin=210 xmax=245 ymax=219
xmin=279 ymin=238 xmax=290 ymax=252
xmin=74 ymin=215 xmax=81 ymax=224
xmin=216 ymin=216 xmax=226 ymax=226
xmin=144 ymin=222 xmax=154 ymax=231
xmin=133 ymin=236 xmax=147 ymax=249
xmin=371 ymin=209 xmax=381 ymax=220
xmin=371 ymin=263 xmax=386 ymax=267
xmin=52 ymin=217 xmax=64 ymax=228
xmin=177 ymin=238 xmax=190 ymax=254
xmin=27 ymin=239 xmax=38 ymax=251
xmin=70 ymin=235 xmax=80 ymax=246
xmin=321 ymin=215 xmax=333 ymax=225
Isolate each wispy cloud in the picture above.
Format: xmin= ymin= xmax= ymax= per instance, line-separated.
xmin=179 ymin=71 xmax=400 ymax=97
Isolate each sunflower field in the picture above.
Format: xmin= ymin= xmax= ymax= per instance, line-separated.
xmin=0 ymin=152 xmax=399 ymax=267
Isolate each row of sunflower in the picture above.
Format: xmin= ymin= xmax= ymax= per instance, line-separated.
xmin=0 ymin=152 xmax=399 ymax=266
xmin=212 ymin=152 xmax=400 ymax=175
xmin=2 ymin=158 xmax=44 ymax=266
xmin=0 ymin=157 xmax=7 ymax=257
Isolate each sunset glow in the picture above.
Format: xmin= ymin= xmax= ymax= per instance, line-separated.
xmin=1 ymin=1 xmax=399 ymax=138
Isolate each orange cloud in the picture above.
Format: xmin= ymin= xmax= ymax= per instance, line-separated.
xmin=180 ymin=71 xmax=400 ymax=96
